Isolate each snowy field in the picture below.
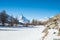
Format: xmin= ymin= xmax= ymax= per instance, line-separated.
xmin=0 ymin=26 xmax=60 ymax=40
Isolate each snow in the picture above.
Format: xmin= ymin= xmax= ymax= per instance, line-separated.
xmin=38 ymin=17 xmax=49 ymax=22
xmin=0 ymin=26 xmax=60 ymax=40
xmin=17 ymin=15 xmax=29 ymax=23
xmin=45 ymin=29 xmax=58 ymax=40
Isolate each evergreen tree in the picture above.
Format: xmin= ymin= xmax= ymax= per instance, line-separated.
xmin=0 ymin=10 xmax=8 ymax=26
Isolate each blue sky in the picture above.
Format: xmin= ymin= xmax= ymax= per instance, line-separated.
xmin=0 ymin=0 xmax=60 ymax=20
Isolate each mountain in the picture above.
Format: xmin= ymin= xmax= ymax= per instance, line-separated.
xmin=38 ymin=17 xmax=49 ymax=22
xmin=17 ymin=14 xmax=30 ymax=23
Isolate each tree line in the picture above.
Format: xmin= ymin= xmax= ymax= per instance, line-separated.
xmin=0 ymin=10 xmax=19 ymax=26
xmin=0 ymin=10 xmax=47 ymax=27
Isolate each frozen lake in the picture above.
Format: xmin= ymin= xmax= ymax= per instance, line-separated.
xmin=0 ymin=26 xmax=60 ymax=40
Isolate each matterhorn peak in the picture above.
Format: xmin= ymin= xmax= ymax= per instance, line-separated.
xmin=17 ymin=14 xmax=29 ymax=23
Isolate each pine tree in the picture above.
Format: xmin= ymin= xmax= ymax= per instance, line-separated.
xmin=0 ymin=10 xmax=8 ymax=26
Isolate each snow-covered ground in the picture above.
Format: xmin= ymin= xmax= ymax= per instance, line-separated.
xmin=0 ymin=26 xmax=60 ymax=40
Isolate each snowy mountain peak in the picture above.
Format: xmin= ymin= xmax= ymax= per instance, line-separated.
xmin=17 ymin=14 xmax=29 ymax=23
